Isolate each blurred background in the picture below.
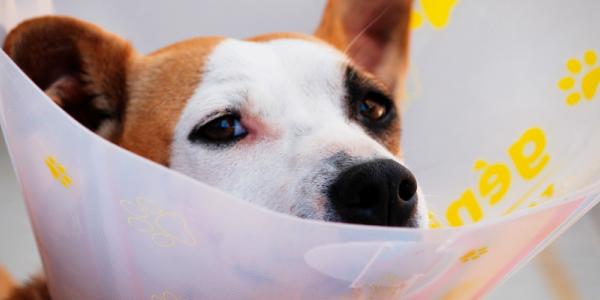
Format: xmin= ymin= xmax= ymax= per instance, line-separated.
xmin=1 ymin=0 xmax=599 ymax=298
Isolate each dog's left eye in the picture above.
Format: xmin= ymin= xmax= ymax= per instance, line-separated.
xmin=357 ymin=95 xmax=389 ymax=121
xmin=188 ymin=114 xmax=248 ymax=144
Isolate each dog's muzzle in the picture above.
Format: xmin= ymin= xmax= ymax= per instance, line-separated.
xmin=328 ymin=159 xmax=418 ymax=227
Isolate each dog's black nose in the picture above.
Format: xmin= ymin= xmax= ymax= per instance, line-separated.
xmin=328 ymin=159 xmax=418 ymax=227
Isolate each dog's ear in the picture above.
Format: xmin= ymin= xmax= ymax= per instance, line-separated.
xmin=315 ymin=0 xmax=413 ymax=95
xmin=3 ymin=16 xmax=135 ymax=140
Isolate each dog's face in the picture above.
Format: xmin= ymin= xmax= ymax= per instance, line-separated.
xmin=4 ymin=0 xmax=427 ymax=227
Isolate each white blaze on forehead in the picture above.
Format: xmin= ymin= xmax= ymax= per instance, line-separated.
xmin=179 ymin=38 xmax=348 ymax=124
xmin=170 ymin=38 xmax=427 ymax=225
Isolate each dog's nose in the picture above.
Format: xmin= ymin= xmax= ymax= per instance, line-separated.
xmin=328 ymin=159 xmax=418 ymax=227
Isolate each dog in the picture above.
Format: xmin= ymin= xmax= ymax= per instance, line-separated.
xmin=1 ymin=0 xmax=425 ymax=298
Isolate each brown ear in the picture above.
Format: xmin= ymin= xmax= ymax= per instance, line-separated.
xmin=315 ymin=0 xmax=413 ymax=95
xmin=0 ymin=266 xmax=16 ymax=299
xmin=3 ymin=16 xmax=135 ymax=139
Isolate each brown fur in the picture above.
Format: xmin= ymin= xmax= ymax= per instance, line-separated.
xmin=3 ymin=16 xmax=223 ymax=166
xmin=3 ymin=276 xmax=50 ymax=300
xmin=119 ymin=37 xmax=223 ymax=165
xmin=1 ymin=0 xmax=413 ymax=297
xmin=3 ymin=16 xmax=134 ymax=137
xmin=0 ymin=267 xmax=49 ymax=300
xmin=0 ymin=266 xmax=16 ymax=299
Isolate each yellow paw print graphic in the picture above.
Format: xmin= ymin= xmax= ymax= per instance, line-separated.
xmin=558 ymin=50 xmax=600 ymax=106
xmin=411 ymin=0 xmax=460 ymax=30
xmin=44 ymin=156 xmax=73 ymax=188
xmin=120 ymin=198 xmax=197 ymax=248
xmin=150 ymin=291 xmax=180 ymax=300
xmin=460 ymin=246 xmax=488 ymax=264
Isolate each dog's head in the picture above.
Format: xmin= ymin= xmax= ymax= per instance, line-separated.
xmin=3 ymin=0 xmax=427 ymax=227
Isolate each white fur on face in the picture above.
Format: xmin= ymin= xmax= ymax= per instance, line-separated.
xmin=170 ymin=38 xmax=427 ymax=226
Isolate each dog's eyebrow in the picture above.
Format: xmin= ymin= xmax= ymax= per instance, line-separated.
xmin=343 ymin=65 xmax=394 ymax=105
xmin=344 ymin=65 xmax=393 ymax=99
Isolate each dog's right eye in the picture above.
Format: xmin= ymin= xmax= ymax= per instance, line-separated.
xmin=188 ymin=114 xmax=248 ymax=145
